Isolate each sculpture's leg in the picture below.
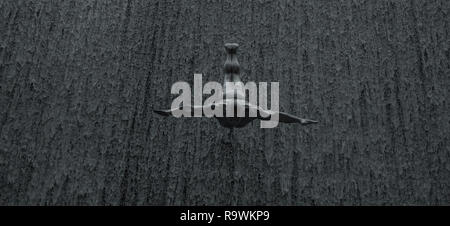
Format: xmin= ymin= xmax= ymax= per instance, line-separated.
xmin=223 ymin=43 xmax=242 ymax=84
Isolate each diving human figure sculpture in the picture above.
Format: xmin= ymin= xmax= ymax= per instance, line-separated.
xmin=154 ymin=43 xmax=318 ymax=128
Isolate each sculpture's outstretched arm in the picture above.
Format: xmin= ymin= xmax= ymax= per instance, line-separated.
xmin=153 ymin=105 xmax=209 ymax=117
xmin=249 ymin=105 xmax=318 ymax=125
xmin=276 ymin=112 xmax=318 ymax=125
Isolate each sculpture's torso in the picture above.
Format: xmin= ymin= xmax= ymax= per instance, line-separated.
xmin=214 ymin=98 xmax=256 ymax=128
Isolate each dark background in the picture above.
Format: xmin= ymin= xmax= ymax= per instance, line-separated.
xmin=0 ymin=0 xmax=448 ymax=205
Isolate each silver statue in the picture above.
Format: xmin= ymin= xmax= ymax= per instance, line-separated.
xmin=154 ymin=43 xmax=318 ymax=128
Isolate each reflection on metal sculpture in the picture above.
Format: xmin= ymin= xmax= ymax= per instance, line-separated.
xmin=154 ymin=43 xmax=318 ymax=128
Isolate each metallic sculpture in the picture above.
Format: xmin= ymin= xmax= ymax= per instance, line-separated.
xmin=154 ymin=43 xmax=318 ymax=128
